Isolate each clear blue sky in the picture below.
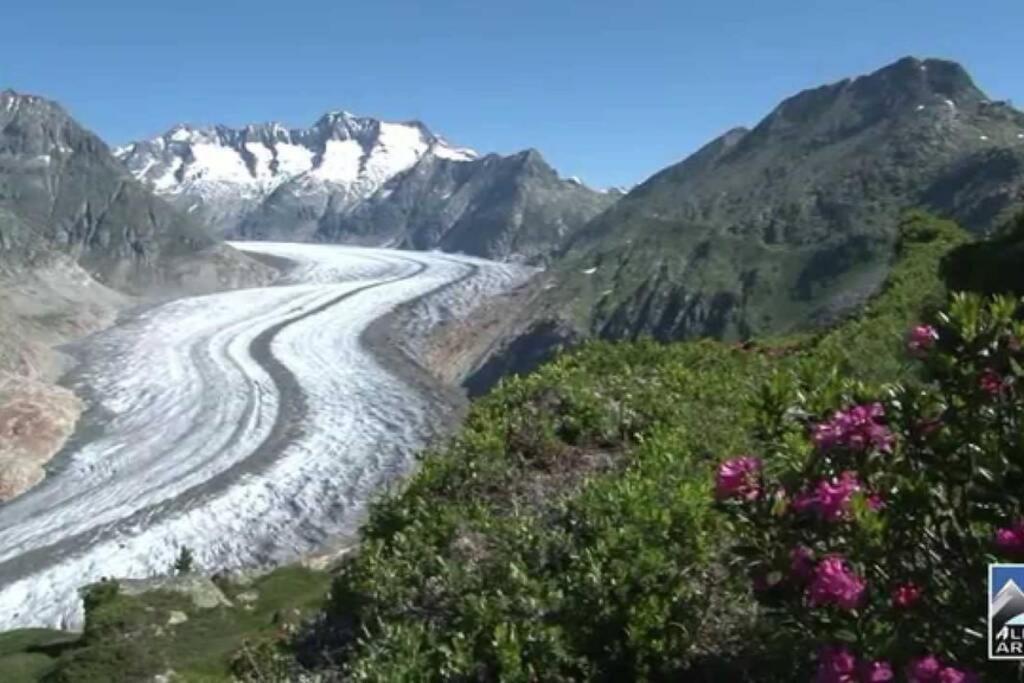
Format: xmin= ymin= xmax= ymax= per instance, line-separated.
xmin=4 ymin=0 xmax=1022 ymax=188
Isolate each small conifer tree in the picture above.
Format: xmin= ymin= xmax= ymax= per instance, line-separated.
xmin=173 ymin=546 xmax=195 ymax=575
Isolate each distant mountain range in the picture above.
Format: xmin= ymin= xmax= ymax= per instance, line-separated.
xmin=3 ymin=55 xmax=1023 ymax=392
xmin=116 ymin=114 xmax=617 ymax=263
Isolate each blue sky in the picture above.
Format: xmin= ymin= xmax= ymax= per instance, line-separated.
xmin=4 ymin=0 xmax=1022 ymax=187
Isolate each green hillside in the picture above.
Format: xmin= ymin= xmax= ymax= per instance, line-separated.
xmin=546 ymin=58 xmax=1024 ymax=346
xmin=300 ymin=213 xmax=964 ymax=681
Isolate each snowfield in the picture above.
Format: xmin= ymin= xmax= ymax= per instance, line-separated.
xmin=0 ymin=244 xmax=532 ymax=630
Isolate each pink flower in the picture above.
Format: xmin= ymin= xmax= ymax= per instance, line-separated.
xmin=715 ymin=456 xmax=762 ymax=500
xmin=859 ymin=660 xmax=894 ymax=682
xmin=938 ymin=667 xmax=978 ymax=683
xmin=907 ymin=324 xmax=939 ymax=356
xmin=813 ymin=403 xmax=894 ymax=453
xmin=995 ymin=520 xmax=1024 ymax=556
xmin=807 ymin=555 xmax=866 ymax=611
xmin=790 ymin=546 xmax=815 ymax=582
xmin=792 ymin=472 xmax=876 ymax=522
xmin=980 ymin=368 xmax=1005 ymax=396
xmin=815 ymin=645 xmax=858 ymax=683
xmin=905 ymin=657 xmax=977 ymax=683
xmin=892 ymin=582 xmax=922 ymax=609
xmin=905 ymin=655 xmax=942 ymax=682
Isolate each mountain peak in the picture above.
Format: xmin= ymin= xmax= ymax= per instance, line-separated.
xmin=312 ymin=109 xmax=381 ymax=138
xmin=117 ymin=109 xmax=485 ymax=236
xmin=516 ymin=148 xmax=547 ymax=164
xmin=0 ymin=89 xmax=65 ymax=117
xmin=855 ymin=56 xmax=982 ymax=102
xmin=314 ymin=109 xmax=361 ymax=128
xmin=742 ymin=56 xmax=989 ymax=149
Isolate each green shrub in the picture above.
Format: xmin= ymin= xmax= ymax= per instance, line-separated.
xmin=231 ymin=636 xmax=300 ymax=682
xmin=717 ymin=293 xmax=1024 ymax=680
xmin=942 ymin=210 xmax=1024 ymax=298
xmin=309 ymin=214 xmax=967 ymax=681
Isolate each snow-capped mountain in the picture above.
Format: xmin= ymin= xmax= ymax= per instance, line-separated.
xmin=118 ymin=111 xmax=618 ymax=262
xmin=115 ymin=112 xmax=478 ymax=238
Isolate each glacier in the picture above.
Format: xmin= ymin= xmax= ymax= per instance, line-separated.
xmin=0 ymin=244 xmax=532 ymax=630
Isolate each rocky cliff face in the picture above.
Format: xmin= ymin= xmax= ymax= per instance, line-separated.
xmin=117 ymin=114 xmax=616 ymax=262
xmin=319 ymin=149 xmax=620 ymax=263
xmin=0 ymin=90 xmax=271 ymax=294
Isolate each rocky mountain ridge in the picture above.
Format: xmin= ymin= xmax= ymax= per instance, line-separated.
xmin=558 ymin=57 xmax=1024 ymax=339
xmin=115 ymin=112 xmax=477 ymax=240
xmin=0 ymin=89 xmax=271 ymax=293
xmin=117 ymin=113 xmax=617 ymax=262
xmin=468 ymin=57 xmax=1024 ymax=390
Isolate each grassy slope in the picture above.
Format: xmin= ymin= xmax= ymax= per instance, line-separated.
xmin=2 ymin=566 xmax=332 ymax=682
xmin=0 ymin=629 xmax=77 ymax=683
xmin=314 ymin=213 xmax=966 ymax=681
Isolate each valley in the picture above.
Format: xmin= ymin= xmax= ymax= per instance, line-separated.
xmin=0 ymin=243 xmax=530 ymax=631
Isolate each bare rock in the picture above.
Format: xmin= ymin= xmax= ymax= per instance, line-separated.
xmin=166 ymin=610 xmax=188 ymax=626
xmin=118 ymin=575 xmax=232 ymax=610
xmin=235 ymin=590 xmax=259 ymax=604
xmin=0 ymin=374 xmax=82 ymax=501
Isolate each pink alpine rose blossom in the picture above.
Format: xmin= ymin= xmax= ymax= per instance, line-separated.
xmin=905 ymin=655 xmax=942 ymax=682
xmin=995 ymin=520 xmax=1024 ymax=556
xmin=812 ymin=403 xmax=894 ymax=453
xmin=715 ymin=455 xmax=762 ymax=500
xmin=907 ymin=324 xmax=939 ymax=356
xmin=807 ymin=556 xmax=866 ymax=611
xmin=891 ymin=582 xmax=922 ymax=609
xmin=859 ymin=660 xmax=894 ymax=682
xmin=980 ymin=368 xmax=1006 ymax=396
xmin=792 ymin=472 xmax=877 ymax=522
xmin=814 ymin=645 xmax=858 ymax=683
xmin=937 ymin=667 xmax=978 ymax=683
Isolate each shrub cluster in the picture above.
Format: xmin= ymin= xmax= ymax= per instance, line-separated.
xmin=305 ymin=214 xmax=969 ymax=680
xmin=718 ymin=294 xmax=1024 ymax=681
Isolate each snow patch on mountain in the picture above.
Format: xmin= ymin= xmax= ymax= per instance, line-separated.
xmin=312 ymin=138 xmax=364 ymax=183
